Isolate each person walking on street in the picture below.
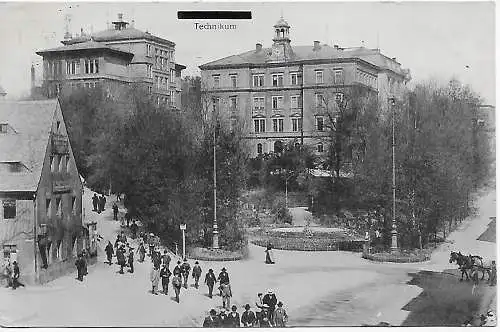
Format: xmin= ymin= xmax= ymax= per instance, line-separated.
xmin=130 ymin=221 xmax=138 ymax=239
xmin=241 ymin=304 xmax=256 ymax=327
xmin=105 ymin=241 xmax=114 ymax=265
xmin=150 ymin=264 xmax=160 ymax=295
xmin=97 ymin=194 xmax=103 ymax=213
xmin=257 ymin=305 xmax=272 ymax=328
xmin=75 ymin=254 xmax=85 ymax=281
xmin=160 ymin=264 xmax=172 ymax=295
xmin=101 ymin=194 xmax=106 ymax=211
xmin=162 ymin=250 xmax=171 ymax=268
xmin=205 ymin=268 xmax=217 ymax=298
xmin=4 ymin=261 xmax=13 ymax=288
xmin=173 ymin=260 xmax=182 ymax=277
xmin=181 ymin=258 xmax=191 ymax=288
xmin=117 ymin=246 xmax=126 ymax=274
xmin=137 ymin=242 xmax=146 ymax=263
xmin=490 ymin=260 xmax=497 ymax=286
xmin=203 ymin=309 xmax=219 ymax=328
xmin=148 ymin=233 xmax=155 ymax=257
xmin=92 ymin=193 xmax=98 ymax=212
xmin=273 ymin=301 xmax=288 ymax=327
xmin=128 ymin=248 xmax=134 ymax=273
xmin=192 ymin=261 xmax=202 ymax=289
xmin=228 ymin=305 xmax=240 ymax=327
xmin=112 ymin=203 xmax=119 ymax=221
xmin=81 ymin=249 xmax=88 ymax=276
xmin=153 ymin=249 xmax=162 ymax=269
xmin=218 ymin=267 xmax=229 ymax=296
xmin=11 ymin=261 xmax=25 ymax=289
xmin=263 ymin=290 xmax=278 ymax=324
xmin=172 ymin=272 xmax=182 ymax=303
xmin=220 ymin=282 xmax=232 ymax=309
xmin=255 ymin=292 xmax=264 ymax=310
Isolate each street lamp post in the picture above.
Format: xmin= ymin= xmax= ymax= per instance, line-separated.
xmin=180 ymin=223 xmax=186 ymax=258
xmin=212 ymin=110 xmax=219 ymax=249
xmin=390 ymin=97 xmax=399 ymax=253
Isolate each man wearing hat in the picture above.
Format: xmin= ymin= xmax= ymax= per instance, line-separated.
xmin=218 ymin=267 xmax=230 ymax=296
xmin=263 ymin=289 xmax=277 ymax=324
xmin=192 ymin=261 xmax=202 ymax=289
xmin=241 ymin=304 xmax=256 ymax=327
xmin=11 ymin=261 xmax=24 ymax=289
xmin=150 ymin=264 xmax=160 ymax=295
xmin=128 ymin=247 xmax=135 ymax=273
xmin=203 ymin=309 xmax=219 ymax=328
xmin=160 ymin=264 xmax=172 ymax=295
xmin=228 ymin=305 xmax=240 ymax=327
xmin=257 ymin=304 xmax=272 ymax=327
xmin=172 ymin=271 xmax=182 ymax=303
xmin=116 ymin=245 xmax=126 ymax=274
xmin=205 ymin=268 xmax=217 ymax=298
xmin=220 ymin=282 xmax=232 ymax=309
xmin=173 ymin=260 xmax=182 ymax=276
xmin=75 ymin=254 xmax=85 ymax=281
xmin=218 ymin=308 xmax=230 ymax=327
xmin=162 ymin=249 xmax=171 ymax=268
xmin=180 ymin=258 xmax=191 ymax=289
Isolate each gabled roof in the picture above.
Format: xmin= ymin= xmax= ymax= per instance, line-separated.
xmin=61 ymin=27 xmax=175 ymax=47
xmin=36 ymin=40 xmax=133 ymax=58
xmin=0 ymin=100 xmax=58 ymax=192
xmin=200 ymin=44 xmax=407 ymax=76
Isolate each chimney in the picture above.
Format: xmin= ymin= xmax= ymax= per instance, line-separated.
xmin=313 ymin=40 xmax=321 ymax=50
xmin=334 ymin=44 xmax=339 ymax=50
xmin=256 ymin=43 xmax=262 ymax=52
xmin=80 ymin=27 xmax=84 ymax=36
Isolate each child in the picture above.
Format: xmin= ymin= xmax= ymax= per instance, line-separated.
xmin=273 ymin=301 xmax=288 ymax=327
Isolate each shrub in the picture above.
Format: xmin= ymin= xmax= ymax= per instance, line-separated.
xmin=271 ymin=196 xmax=292 ymax=224
xmin=252 ymin=236 xmax=364 ymax=252
xmin=362 ymin=249 xmax=431 ymax=263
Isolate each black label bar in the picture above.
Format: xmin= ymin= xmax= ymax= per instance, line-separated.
xmin=178 ymin=11 xmax=252 ymax=20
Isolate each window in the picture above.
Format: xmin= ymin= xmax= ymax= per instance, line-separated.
xmin=316 ymin=117 xmax=324 ymax=131
xmin=334 ymin=69 xmax=343 ymax=84
xmin=272 ymin=73 xmax=284 ymax=87
xmin=317 ymin=143 xmax=324 ymax=153
xmin=0 ymin=124 xmax=8 ymax=133
xmin=290 ymin=72 xmax=299 ymax=85
xmin=292 ymin=118 xmax=302 ymax=132
xmin=46 ymin=198 xmax=51 ymax=218
xmin=291 ymin=95 xmax=299 ymax=109
xmin=257 ymin=143 xmax=263 ymax=154
xmin=316 ymin=93 xmax=325 ymax=107
xmin=230 ymin=74 xmax=238 ymax=88
xmin=2 ymin=200 xmax=16 ymax=219
xmin=66 ymin=60 xmax=80 ymax=75
xmin=66 ymin=157 xmax=71 ymax=173
xmin=157 ymin=76 xmax=161 ymax=89
xmin=315 ymin=70 xmax=324 ymax=84
xmin=213 ymin=75 xmax=220 ymax=88
xmin=252 ymin=74 xmax=264 ymax=87
xmin=146 ymin=44 xmax=152 ymax=56
xmin=55 ymin=197 xmax=62 ymax=217
xmin=148 ymin=86 xmax=152 ymax=94
xmin=84 ymin=59 xmax=99 ymax=74
xmin=50 ymin=156 xmax=56 ymax=172
xmin=273 ymin=118 xmax=284 ymax=132
xmin=272 ymin=96 xmax=283 ymax=110
xmin=59 ymin=156 xmax=65 ymax=173
xmin=254 ymin=119 xmax=266 ymax=133
xmin=147 ymin=64 xmax=153 ymax=78
xmin=253 ymin=97 xmax=265 ymax=110
xmin=212 ymin=97 xmax=220 ymax=113
xmin=335 ymin=93 xmax=344 ymax=105
xmin=229 ymin=96 xmax=238 ymax=110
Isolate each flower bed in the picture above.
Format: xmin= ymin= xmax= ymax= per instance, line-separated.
xmin=187 ymin=247 xmax=246 ymax=261
xmin=362 ymin=249 xmax=431 ymax=263
xmin=252 ymin=236 xmax=364 ymax=252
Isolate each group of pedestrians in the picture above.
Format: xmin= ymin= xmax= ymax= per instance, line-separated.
xmin=2 ymin=260 xmax=25 ymax=290
xmin=203 ymin=291 xmax=288 ymax=328
xmin=91 ymin=193 xmax=107 ymax=214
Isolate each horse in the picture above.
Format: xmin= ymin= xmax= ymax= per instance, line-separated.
xmin=449 ymin=251 xmax=484 ymax=281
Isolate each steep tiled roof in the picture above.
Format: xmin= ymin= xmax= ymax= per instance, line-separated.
xmin=200 ymin=44 xmax=406 ymax=76
xmin=0 ymin=100 xmax=57 ymax=192
xmin=36 ymin=40 xmax=133 ymax=57
xmin=62 ymin=27 xmax=175 ymax=47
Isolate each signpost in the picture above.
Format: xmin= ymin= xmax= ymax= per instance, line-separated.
xmin=180 ymin=224 xmax=186 ymax=259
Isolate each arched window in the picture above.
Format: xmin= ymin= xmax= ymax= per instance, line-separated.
xmin=317 ymin=143 xmax=324 ymax=153
xmin=257 ymin=143 xmax=263 ymax=155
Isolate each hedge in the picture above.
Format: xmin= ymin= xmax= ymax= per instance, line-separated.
xmin=251 ymin=236 xmax=364 ymax=252
xmin=362 ymin=250 xmax=431 ymax=263
xmin=187 ymin=246 xmax=247 ymax=261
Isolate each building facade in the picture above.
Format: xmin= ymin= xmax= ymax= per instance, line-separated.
xmin=36 ymin=14 xmax=185 ymax=109
xmin=0 ymin=100 xmax=88 ymax=284
xmin=200 ymin=18 xmax=411 ymax=157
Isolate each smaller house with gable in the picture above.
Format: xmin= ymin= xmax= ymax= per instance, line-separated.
xmin=0 ymin=99 xmax=87 ymax=284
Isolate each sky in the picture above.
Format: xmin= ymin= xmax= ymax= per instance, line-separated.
xmin=0 ymin=1 xmax=495 ymax=105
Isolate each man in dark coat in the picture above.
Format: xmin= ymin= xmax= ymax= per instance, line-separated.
xmin=12 ymin=261 xmax=25 ymax=289
xmin=219 ymin=309 xmax=230 ymax=327
xmin=101 ymin=194 xmax=106 ymax=211
xmin=228 ymin=305 xmax=240 ymax=327
xmin=130 ymin=221 xmax=138 ymax=239
xmin=172 ymin=272 xmax=182 ymax=303
xmin=205 ymin=268 xmax=217 ymax=298
xmin=75 ymin=254 xmax=85 ymax=281
xmin=180 ymin=258 xmax=191 ymax=288
xmin=112 ymin=203 xmax=119 ymax=221
xmin=128 ymin=249 xmax=134 ymax=273
xmin=160 ymin=264 xmax=172 ymax=295
xmin=81 ymin=249 xmax=88 ymax=276
xmin=218 ymin=267 xmax=229 ymax=296
xmin=262 ymin=290 xmax=278 ymax=325
xmin=105 ymin=241 xmax=114 ymax=265
xmin=162 ymin=250 xmax=171 ymax=268
xmin=192 ymin=261 xmax=202 ymax=288
xmin=92 ymin=193 xmax=98 ymax=212
xmin=173 ymin=260 xmax=182 ymax=277
xmin=116 ymin=246 xmax=126 ymax=274
xmin=203 ymin=309 xmax=219 ymax=328
xmin=241 ymin=304 xmax=256 ymax=327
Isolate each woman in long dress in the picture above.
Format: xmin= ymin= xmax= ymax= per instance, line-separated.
xmin=265 ymin=244 xmax=275 ymax=264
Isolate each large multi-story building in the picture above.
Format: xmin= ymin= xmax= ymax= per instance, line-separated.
xmin=0 ymin=99 xmax=88 ymax=284
xmin=200 ymin=18 xmax=411 ymax=156
xmin=36 ymin=14 xmax=185 ymax=109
